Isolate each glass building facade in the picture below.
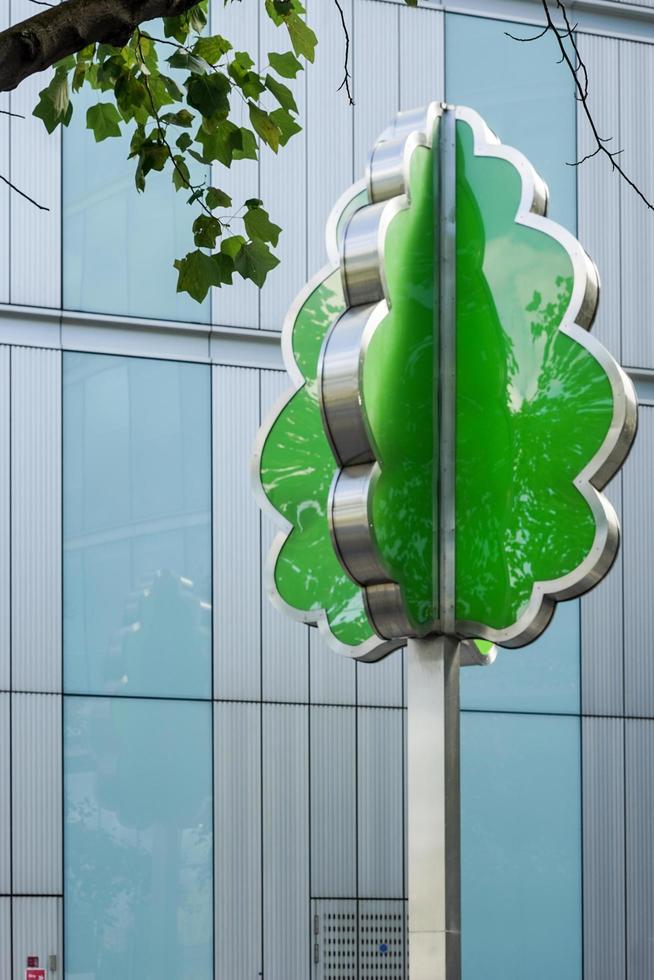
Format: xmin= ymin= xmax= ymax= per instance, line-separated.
xmin=0 ymin=1 xmax=653 ymax=979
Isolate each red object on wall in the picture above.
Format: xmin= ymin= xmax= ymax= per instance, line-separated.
xmin=25 ymin=969 xmax=46 ymax=980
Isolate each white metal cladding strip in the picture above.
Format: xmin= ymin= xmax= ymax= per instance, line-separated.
xmin=213 ymin=365 xmax=261 ymax=699
xmin=9 ymin=0 xmax=61 ymax=309
xmin=357 ymin=707 xmax=404 ymax=898
xmin=399 ymin=4 xmax=444 ymax=109
xmin=0 ymin=899 xmax=8 ymax=980
xmin=576 ymin=34 xmax=622 ymax=360
xmin=582 ymin=717 xmax=626 ymax=980
xmin=622 ymin=407 xmax=654 ymax=716
xmin=310 ymin=706 xmax=357 ymax=898
xmin=309 ymin=627 xmax=357 ymax=705
xmin=10 ymin=348 xmax=62 ymax=693
xmin=11 ymin=694 xmax=62 ymax=895
xmin=305 ymin=0 xmax=355 ymax=277
xmin=0 ymin=348 xmax=9 ymax=692
xmin=358 ymin=898 xmax=407 ymax=975
xmin=0 ymin=696 xmax=9 ymax=894
xmin=312 ymin=898 xmax=358 ymax=980
xmin=263 ymin=703 xmax=309 ymax=980
xmin=214 ymin=702 xmax=262 ymax=979
xmin=353 ymin=1 xmax=400 ymax=176
xmin=12 ymin=897 xmax=62 ymax=977
xmin=626 ymin=719 xmax=654 ymax=980
xmin=210 ymin=0 xmax=260 ymax=330
xmin=260 ymin=370 xmax=309 ymax=702
xmin=0 ymin=0 xmax=8 ymax=308
xmin=357 ymin=648 xmax=404 ymax=708
xmin=620 ymin=39 xmax=654 ymax=370
xmin=581 ymin=475 xmax=624 ymax=715
xmin=259 ymin=9 xmax=307 ymax=332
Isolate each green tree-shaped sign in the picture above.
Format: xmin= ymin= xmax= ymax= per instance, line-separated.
xmin=253 ymin=103 xmax=636 ymax=661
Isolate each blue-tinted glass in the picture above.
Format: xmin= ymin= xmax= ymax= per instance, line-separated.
xmin=446 ymin=14 xmax=576 ymax=227
xmin=461 ymin=601 xmax=580 ymax=714
xmin=63 ymin=83 xmax=210 ymax=323
xmin=461 ymin=711 xmax=582 ymax=980
xmin=64 ymin=697 xmax=213 ymax=980
xmin=64 ymin=353 xmax=212 ymax=698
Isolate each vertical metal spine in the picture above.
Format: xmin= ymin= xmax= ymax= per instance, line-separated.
xmin=438 ymin=105 xmax=457 ymax=638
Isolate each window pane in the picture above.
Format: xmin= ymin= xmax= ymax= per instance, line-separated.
xmin=461 ymin=711 xmax=582 ymax=980
xmin=63 ymin=84 xmax=209 ymax=323
xmin=64 ymin=696 xmax=213 ymax=980
xmin=461 ymin=601 xmax=580 ymax=714
xmin=446 ymin=14 xmax=576 ymax=227
xmin=64 ymin=353 xmax=211 ymax=698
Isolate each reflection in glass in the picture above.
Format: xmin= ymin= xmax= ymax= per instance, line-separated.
xmin=64 ymin=697 xmax=213 ymax=980
xmin=63 ymin=83 xmax=209 ymax=323
xmin=461 ymin=711 xmax=582 ymax=980
xmin=64 ymin=353 xmax=212 ymax=698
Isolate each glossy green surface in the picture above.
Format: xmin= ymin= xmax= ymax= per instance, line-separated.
xmin=260 ymin=268 xmax=375 ymax=648
xmin=363 ymin=143 xmax=438 ymax=630
xmin=454 ymin=120 xmax=613 ymax=629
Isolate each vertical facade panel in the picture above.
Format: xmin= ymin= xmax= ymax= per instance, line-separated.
xmin=263 ymin=704 xmax=309 ymax=980
xmin=310 ymin=706 xmax=356 ymax=898
xmin=0 ymin=695 xmax=9 ymax=895
xmin=353 ymin=1 xmax=400 ymax=176
xmin=12 ymin=694 xmax=62 ymax=895
xmin=620 ymin=40 xmax=654 ymax=370
xmin=626 ymin=720 xmax=654 ymax=980
xmin=399 ymin=5 xmax=444 ymax=110
xmin=12 ymin=897 xmax=62 ymax=978
xmin=357 ymin=649 xmax=404 ymax=708
xmin=215 ymin=702 xmax=262 ymax=980
xmin=0 ymin=0 xmax=8 ymax=308
xmin=210 ymin=0 xmax=260 ymax=330
xmin=10 ymin=0 xmax=61 ymax=309
xmin=577 ymin=34 xmax=621 ymax=360
xmin=357 ymin=707 xmax=404 ymax=899
xmin=11 ymin=348 xmax=61 ymax=693
xmin=259 ymin=12 xmax=307 ymax=332
xmin=623 ymin=408 xmax=654 ymax=717
xmin=582 ymin=717 xmax=625 ymax=980
xmin=260 ymin=370 xmax=309 ymax=701
xmin=581 ymin=475 xmax=624 ymax=715
xmin=0 ymin=899 xmax=9 ymax=980
xmin=213 ymin=366 xmax=261 ymax=700
xmin=0 ymin=348 xmax=9 ymax=691
xmin=310 ymin=628 xmax=356 ymax=706
xmin=306 ymin=0 xmax=354 ymax=276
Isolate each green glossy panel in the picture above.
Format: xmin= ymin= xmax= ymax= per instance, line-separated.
xmin=454 ymin=120 xmax=613 ymax=629
xmin=260 ymin=270 xmax=374 ymax=647
xmin=363 ymin=143 xmax=438 ymax=630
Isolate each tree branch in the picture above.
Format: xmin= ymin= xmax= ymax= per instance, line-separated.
xmin=0 ymin=0 xmax=201 ymax=93
xmin=0 ymin=173 xmax=49 ymax=210
xmin=334 ymin=0 xmax=354 ymax=105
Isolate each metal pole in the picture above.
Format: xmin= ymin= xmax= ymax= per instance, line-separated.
xmin=407 ymin=635 xmax=461 ymax=980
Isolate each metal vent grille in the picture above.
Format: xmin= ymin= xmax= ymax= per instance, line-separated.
xmin=313 ymin=900 xmax=357 ymax=979
xmin=359 ymin=902 xmax=405 ymax=978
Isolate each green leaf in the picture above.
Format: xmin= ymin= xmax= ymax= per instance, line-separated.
xmin=270 ymin=107 xmax=301 ymax=146
xmin=174 ymin=249 xmax=224 ymax=302
xmin=161 ymin=108 xmax=195 ymax=128
xmin=176 ymin=131 xmax=193 ymax=151
xmin=196 ymin=119 xmax=243 ymax=166
xmin=193 ymin=34 xmax=232 ymax=64
xmin=86 ymin=102 xmax=122 ymax=141
xmin=167 ymin=49 xmax=210 ymax=74
xmin=161 ymin=74 xmax=185 ymax=103
xmin=235 ymin=238 xmax=280 ymax=287
xmin=245 ymin=198 xmax=263 ymax=207
xmin=172 ymin=155 xmax=191 ymax=191
xmin=228 ymin=55 xmax=265 ymax=99
xmin=186 ymin=72 xmax=230 ymax=118
xmin=268 ymin=51 xmax=303 ymax=78
xmin=286 ymin=14 xmax=316 ymax=63
xmin=221 ymin=235 xmax=245 ymax=260
xmin=244 ymin=205 xmax=282 ymax=247
xmin=206 ymin=186 xmax=233 ymax=209
xmin=265 ymin=73 xmax=298 ymax=113
xmin=193 ymin=214 xmax=223 ymax=247
xmin=33 ymin=71 xmax=72 ymax=133
xmin=233 ymin=127 xmax=258 ymax=161
xmin=249 ymin=103 xmax=281 ymax=153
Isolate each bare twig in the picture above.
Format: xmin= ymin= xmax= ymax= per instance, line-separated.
xmin=0 ymin=173 xmax=49 ymax=210
xmin=0 ymin=109 xmax=25 ymax=118
xmin=533 ymin=0 xmax=653 ymax=210
xmin=334 ymin=0 xmax=354 ymax=105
